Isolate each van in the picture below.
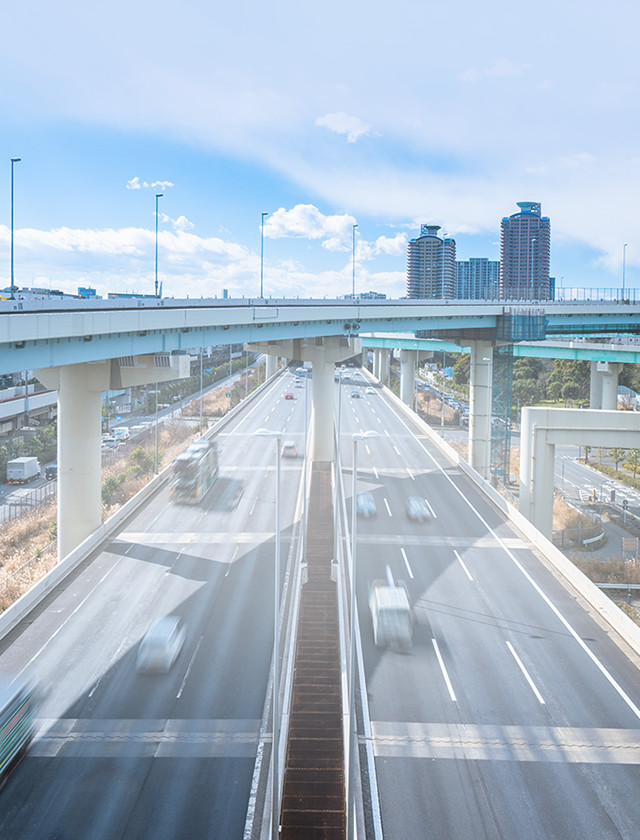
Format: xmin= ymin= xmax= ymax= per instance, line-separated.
xmin=282 ymin=441 xmax=298 ymax=458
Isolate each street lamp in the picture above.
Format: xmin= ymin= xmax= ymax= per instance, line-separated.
xmin=254 ymin=428 xmax=283 ymax=840
xmin=10 ymin=157 xmax=21 ymax=301
xmin=352 ymin=224 xmax=358 ymax=298
xmin=155 ymin=193 xmax=163 ymax=298
xmin=623 ymin=243 xmax=628 ymax=294
xmin=260 ymin=212 xmax=268 ymax=298
xmin=348 ymin=430 xmax=379 ymax=840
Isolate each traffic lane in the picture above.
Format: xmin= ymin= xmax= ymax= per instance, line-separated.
xmin=373 ymin=754 xmax=640 ymax=840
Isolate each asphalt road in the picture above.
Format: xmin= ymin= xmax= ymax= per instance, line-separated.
xmin=338 ymin=375 xmax=640 ymax=840
xmin=0 ymin=370 xmax=309 ymax=840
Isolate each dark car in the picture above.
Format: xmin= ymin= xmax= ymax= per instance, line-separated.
xmin=45 ymin=464 xmax=58 ymax=481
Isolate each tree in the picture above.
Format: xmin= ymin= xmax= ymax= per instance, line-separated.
xmin=546 ymin=359 xmax=590 ymax=403
xmin=452 ymin=354 xmax=470 ymax=387
xmin=624 ymin=449 xmax=640 ymax=479
xmin=512 ymin=377 xmax=543 ymax=406
xmin=610 ymin=448 xmax=626 ymax=472
xmin=561 ymin=380 xmax=582 ymax=403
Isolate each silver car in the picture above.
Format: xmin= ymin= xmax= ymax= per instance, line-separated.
xmin=137 ymin=616 xmax=186 ymax=673
xmin=356 ymin=492 xmax=376 ymax=518
xmin=406 ymin=496 xmax=432 ymax=522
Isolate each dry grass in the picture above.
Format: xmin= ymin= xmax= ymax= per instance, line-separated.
xmin=416 ymin=391 xmax=459 ymax=426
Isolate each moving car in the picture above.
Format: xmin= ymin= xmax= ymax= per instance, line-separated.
xmin=366 ymin=386 xmax=375 ymax=395
xmin=136 ymin=616 xmax=186 ymax=673
xmin=282 ymin=441 xmax=298 ymax=458
xmin=356 ymin=492 xmax=376 ymax=518
xmin=406 ymin=496 xmax=432 ymax=522
xmin=351 ymin=390 xmax=361 ymax=398
xmin=284 ymin=392 xmax=295 ymax=400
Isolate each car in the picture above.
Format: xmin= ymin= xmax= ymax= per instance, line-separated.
xmin=282 ymin=440 xmax=298 ymax=458
xmin=356 ymin=492 xmax=376 ymax=518
xmin=44 ymin=464 xmax=58 ymax=481
xmin=406 ymin=496 xmax=432 ymax=522
xmin=284 ymin=392 xmax=295 ymax=400
xmin=351 ymin=390 xmax=361 ymax=398
xmin=294 ymin=381 xmax=304 ymax=388
xmin=136 ymin=616 xmax=186 ymax=673
xmin=366 ymin=386 xmax=375 ymax=395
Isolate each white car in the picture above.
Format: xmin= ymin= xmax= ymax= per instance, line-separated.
xmin=356 ymin=492 xmax=376 ymax=518
xmin=406 ymin=496 xmax=432 ymax=522
xmin=282 ymin=441 xmax=298 ymax=458
xmin=136 ymin=616 xmax=186 ymax=673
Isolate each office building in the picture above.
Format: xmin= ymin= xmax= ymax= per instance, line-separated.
xmin=456 ymin=258 xmax=500 ymax=299
xmin=499 ymin=201 xmax=551 ymax=300
xmin=406 ymin=225 xmax=456 ymax=299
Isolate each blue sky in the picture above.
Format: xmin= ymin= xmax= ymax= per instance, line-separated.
xmin=1 ymin=0 xmax=637 ymax=299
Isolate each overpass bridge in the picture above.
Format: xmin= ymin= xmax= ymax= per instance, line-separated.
xmin=1 ymin=295 xmax=639 ymax=557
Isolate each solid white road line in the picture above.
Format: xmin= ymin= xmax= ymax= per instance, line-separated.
xmin=400 ymin=547 xmax=414 ymax=579
xmin=384 ymin=498 xmax=392 ymax=517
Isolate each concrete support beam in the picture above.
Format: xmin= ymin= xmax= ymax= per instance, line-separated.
xmin=400 ymin=349 xmax=417 ymax=406
xmin=469 ymin=340 xmax=493 ymax=479
xmin=36 ymin=354 xmax=190 ymax=560
xmin=589 ymin=361 xmax=602 ymax=410
xmin=265 ymin=354 xmax=278 ymax=379
xmin=599 ymin=362 xmax=623 ymax=410
xmin=379 ymin=349 xmax=390 ymax=385
xmin=373 ymin=349 xmax=381 ymax=380
xmin=520 ymin=407 xmax=640 ymax=538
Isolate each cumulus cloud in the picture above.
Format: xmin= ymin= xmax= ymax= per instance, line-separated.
xmin=126 ymin=177 xmax=175 ymax=191
xmin=315 ymin=112 xmax=373 ymax=143
xmin=265 ymin=205 xmax=357 ymax=252
xmin=160 ymin=213 xmax=195 ymax=232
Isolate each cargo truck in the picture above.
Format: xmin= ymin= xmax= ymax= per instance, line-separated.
xmin=6 ymin=456 xmax=40 ymax=484
xmin=369 ymin=566 xmax=413 ymax=649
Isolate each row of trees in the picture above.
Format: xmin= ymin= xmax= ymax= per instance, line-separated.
xmin=0 ymin=422 xmax=57 ymax=482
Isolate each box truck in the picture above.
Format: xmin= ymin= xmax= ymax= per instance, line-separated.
xmin=6 ymin=456 xmax=40 ymax=484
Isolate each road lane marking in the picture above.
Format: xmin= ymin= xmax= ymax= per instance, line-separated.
xmin=400 ymin=547 xmax=414 ymax=579
xmin=454 ymin=550 xmax=473 ymax=581
xmin=373 ymin=467 xmax=379 ymax=479
xmin=365 ymin=445 xmax=371 ymax=455
xmin=393 ymin=445 xmax=401 ymax=456
xmin=407 ymin=468 xmax=415 ymax=480
xmin=177 ymin=635 xmax=204 ymax=699
xmin=390 ymin=405 xmax=640 ymax=721
xmin=384 ymin=498 xmax=392 ymax=517
xmin=432 ymin=638 xmax=457 ymax=702
xmin=506 ymin=641 xmax=545 ymax=704
xmin=425 ymin=499 xmax=437 ymax=519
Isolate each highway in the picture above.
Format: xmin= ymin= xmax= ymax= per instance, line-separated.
xmin=0 ymin=371 xmax=310 ymax=839
xmin=337 ymin=372 xmax=640 ymax=840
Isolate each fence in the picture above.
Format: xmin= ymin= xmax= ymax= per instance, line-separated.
xmin=0 ymin=540 xmax=57 ymax=606
xmin=2 ymin=480 xmax=57 ymax=525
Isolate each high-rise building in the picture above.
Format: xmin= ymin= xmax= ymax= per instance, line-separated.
xmin=455 ymin=258 xmax=500 ymax=299
xmin=406 ymin=224 xmax=456 ymax=299
xmin=499 ymin=201 xmax=551 ymax=300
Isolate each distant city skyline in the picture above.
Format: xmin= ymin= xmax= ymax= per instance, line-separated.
xmin=1 ymin=1 xmax=637 ymax=300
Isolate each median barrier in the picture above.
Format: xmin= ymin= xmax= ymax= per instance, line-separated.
xmin=376 ymin=374 xmax=640 ymax=658
xmin=0 ymin=366 xmax=285 ymax=644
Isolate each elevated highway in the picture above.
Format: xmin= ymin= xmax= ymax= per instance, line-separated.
xmin=1 ymin=370 xmax=640 ymax=839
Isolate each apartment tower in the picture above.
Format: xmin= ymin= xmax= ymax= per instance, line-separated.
xmin=499 ymin=201 xmax=551 ymax=300
xmin=406 ymin=224 xmax=456 ymax=299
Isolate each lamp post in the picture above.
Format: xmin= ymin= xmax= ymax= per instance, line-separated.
xmin=352 ymin=224 xmax=358 ymax=298
xmin=10 ymin=157 xmax=21 ymax=301
xmin=623 ymin=243 xmax=628 ymax=294
xmin=155 ymin=193 xmax=163 ymax=298
xmin=260 ymin=212 xmax=268 ymax=298
xmin=255 ymin=428 xmax=283 ymax=840
xmin=348 ymin=430 xmax=379 ymax=840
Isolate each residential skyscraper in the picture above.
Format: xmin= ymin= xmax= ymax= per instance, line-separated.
xmin=456 ymin=258 xmax=500 ymax=299
xmin=406 ymin=224 xmax=456 ymax=299
xmin=499 ymin=201 xmax=551 ymax=300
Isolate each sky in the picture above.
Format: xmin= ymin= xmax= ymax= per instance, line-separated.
xmin=0 ymin=0 xmax=638 ymax=300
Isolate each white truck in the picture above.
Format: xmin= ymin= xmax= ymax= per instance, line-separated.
xmin=6 ymin=456 xmax=41 ymax=484
xmin=369 ymin=566 xmax=413 ymax=649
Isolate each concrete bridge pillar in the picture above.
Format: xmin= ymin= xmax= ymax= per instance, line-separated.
xmin=589 ymin=361 xmax=603 ymax=410
xmin=600 ymin=362 xmax=623 ymax=410
xmin=36 ymin=354 xmax=190 ymax=560
xmin=373 ymin=349 xmax=381 ymax=380
xmin=469 ymin=340 xmax=493 ymax=479
xmin=379 ymin=349 xmax=390 ymax=386
xmin=265 ymin=355 xmax=278 ymax=379
xmin=400 ymin=350 xmax=417 ymax=406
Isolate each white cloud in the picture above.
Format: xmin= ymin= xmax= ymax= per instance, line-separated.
xmin=127 ymin=177 xmax=174 ymax=191
xmin=458 ymin=57 xmax=528 ymax=83
xmin=160 ymin=213 xmax=195 ymax=232
xmin=265 ymin=205 xmax=357 ymax=252
xmin=315 ymin=112 xmax=373 ymax=143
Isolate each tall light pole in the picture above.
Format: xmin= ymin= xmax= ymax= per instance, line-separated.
xmin=155 ymin=193 xmax=163 ymax=298
xmin=348 ymin=430 xmax=379 ymax=840
xmin=352 ymin=224 xmax=358 ymax=297
xmin=10 ymin=157 xmax=21 ymax=301
xmin=255 ymin=428 xmax=283 ymax=840
xmin=260 ymin=212 xmax=268 ymax=298
xmin=623 ymin=243 xmax=628 ymax=293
